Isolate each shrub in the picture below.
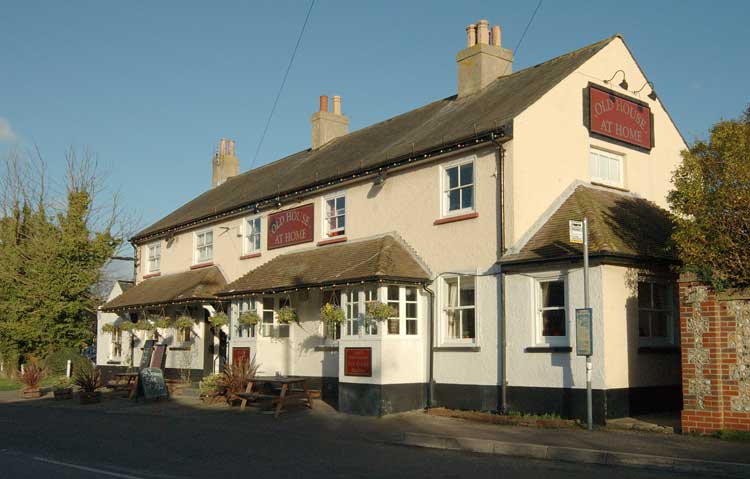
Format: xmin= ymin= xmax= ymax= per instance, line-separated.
xmin=199 ymin=373 xmax=224 ymax=396
xmin=219 ymin=357 xmax=259 ymax=398
xmin=73 ymin=362 xmax=101 ymax=393
xmin=44 ymin=348 xmax=89 ymax=377
xmin=19 ymin=358 xmax=46 ymax=389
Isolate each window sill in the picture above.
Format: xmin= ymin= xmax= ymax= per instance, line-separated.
xmin=190 ymin=262 xmax=214 ymax=270
xmin=314 ymin=346 xmax=339 ymax=352
xmin=240 ymin=252 xmax=262 ymax=260
xmin=433 ymin=212 xmax=479 ymax=225
xmin=524 ymin=346 xmax=572 ymax=353
xmin=169 ymin=346 xmax=191 ymax=351
xmin=143 ymin=272 xmax=161 ymax=279
xmin=106 ymin=360 xmax=122 ymax=365
xmin=638 ymin=345 xmax=679 ymax=354
xmin=318 ymin=236 xmax=347 ymax=246
xmin=433 ymin=346 xmax=480 ymax=352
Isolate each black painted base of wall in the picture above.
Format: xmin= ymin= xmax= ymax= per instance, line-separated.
xmin=339 ymin=382 xmax=427 ymax=416
xmin=433 ymin=383 xmax=501 ymax=412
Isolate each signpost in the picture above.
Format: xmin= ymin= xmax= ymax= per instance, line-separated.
xmin=582 ymin=218 xmax=593 ymax=430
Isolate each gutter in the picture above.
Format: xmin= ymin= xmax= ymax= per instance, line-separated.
xmin=489 ymin=132 xmax=508 ymax=413
xmin=499 ymin=252 xmax=679 ymax=270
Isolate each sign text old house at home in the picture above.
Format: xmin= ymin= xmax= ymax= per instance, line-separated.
xmin=588 ymin=85 xmax=652 ymax=150
xmin=344 ymin=347 xmax=372 ymax=377
xmin=267 ymin=204 xmax=314 ymax=250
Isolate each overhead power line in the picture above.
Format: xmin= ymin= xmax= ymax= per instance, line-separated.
xmin=502 ymin=0 xmax=543 ymax=77
xmin=251 ymin=0 xmax=316 ymax=169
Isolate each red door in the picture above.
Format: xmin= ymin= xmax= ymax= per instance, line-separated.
xmin=232 ymin=347 xmax=250 ymax=366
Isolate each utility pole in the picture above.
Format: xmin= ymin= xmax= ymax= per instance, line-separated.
xmin=583 ymin=217 xmax=592 ymax=431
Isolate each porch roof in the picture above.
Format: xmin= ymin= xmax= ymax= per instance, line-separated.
xmin=218 ymin=234 xmax=431 ymax=296
xmin=100 ymin=266 xmax=227 ymax=312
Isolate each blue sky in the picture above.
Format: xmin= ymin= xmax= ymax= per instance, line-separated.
xmin=1 ymin=0 xmax=748 ymax=237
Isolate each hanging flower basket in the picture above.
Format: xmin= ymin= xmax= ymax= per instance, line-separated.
xmin=208 ymin=312 xmax=229 ymax=329
xmin=119 ymin=321 xmax=136 ymax=332
xmin=133 ymin=319 xmax=155 ymax=331
xmin=174 ymin=315 xmax=194 ymax=330
xmin=101 ymin=323 xmax=115 ymax=334
xmin=320 ymin=303 xmax=346 ymax=325
xmin=366 ymin=301 xmax=398 ymax=322
xmin=277 ymin=306 xmax=298 ymax=324
xmin=153 ymin=316 xmax=172 ymax=329
xmin=239 ymin=310 xmax=261 ymax=326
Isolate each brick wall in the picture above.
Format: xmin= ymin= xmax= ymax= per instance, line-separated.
xmin=680 ymin=273 xmax=750 ymax=433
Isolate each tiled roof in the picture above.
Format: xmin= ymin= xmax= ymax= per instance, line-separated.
xmin=133 ymin=35 xmax=618 ymax=242
xmin=501 ymin=185 xmax=675 ymax=265
xmin=219 ymin=234 xmax=431 ymax=296
xmin=101 ymin=266 xmax=227 ymax=311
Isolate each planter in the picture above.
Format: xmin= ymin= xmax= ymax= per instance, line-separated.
xmin=78 ymin=391 xmax=101 ymax=404
xmin=21 ymin=388 xmax=42 ymax=399
xmin=53 ymin=387 xmax=73 ymax=400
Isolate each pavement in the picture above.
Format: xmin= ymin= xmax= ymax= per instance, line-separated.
xmin=0 ymin=388 xmax=748 ymax=478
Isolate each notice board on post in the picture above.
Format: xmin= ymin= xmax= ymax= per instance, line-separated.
xmin=575 ymin=308 xmax=593 ymax=356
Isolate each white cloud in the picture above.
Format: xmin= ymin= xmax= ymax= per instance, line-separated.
xmin=0 ymin=117 xmax=17 ymax=142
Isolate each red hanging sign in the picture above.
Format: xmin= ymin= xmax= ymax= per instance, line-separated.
xmin=588 ymin=85 xmax=652 ymax=150
xmin=267 ymin=204 xmax=314 ymax=250
xmin=344 ymin=347 xmax=372 ymax=377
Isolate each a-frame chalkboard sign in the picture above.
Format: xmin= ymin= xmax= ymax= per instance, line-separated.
xmin=133 ymin=340 xmax=169 ymax=401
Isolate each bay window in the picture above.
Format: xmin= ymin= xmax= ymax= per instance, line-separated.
xmin=344 ymin=288 xmax=378 ymax=337
xmin=444 ymin=275 xmax=476 ymax=341
xmin=536 ymin=278 xmax=567 ymax=345
xmin=638 ymin=280 xmax=674 ymax=344
xmin=387 ymin=285 xmax=419 ymax=336
xmin=234 ymin=299 xmax=256 ymax=338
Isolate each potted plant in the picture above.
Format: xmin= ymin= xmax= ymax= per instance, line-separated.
xmin=277 ymin=306 xmax=298 ymax=324
xmin=74 ymin=362 xmax=102 ymax=404
xmin=19 ymin=359 xmax=46 ymax=399
xmin=53 ymin=377 xmax=73 ymax=400
xmin=208 ymin=312 xmax=229 ymax=329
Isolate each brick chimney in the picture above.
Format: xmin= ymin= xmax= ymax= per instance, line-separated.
xmin=311 ymin=95 xmax=349 ymax=149
xmin=211 ymin=138 xmax=239 ymax=187
xmin=456 ymin=20 xmax=513 ymax=97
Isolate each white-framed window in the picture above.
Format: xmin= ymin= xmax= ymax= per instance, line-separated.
xmin=146 ymin=242 xmax=161 ymax=273
xmin=324 ymin=193 xmax=346 ymax=238
xmin=442 ymin=158 xmax=475 ymax=216
xmin=260 ymin=297 xmax=275 ymax=338
xmin=194 ymin=229 xmax=214 ymax=264
xmin=244 ymin=216 xmax=262 ymax=254
xmin=386 ymin=285 xmax=419 ymax=336
xmin=277 ymin=297 xmax=291 ymax=338
xmin=321 ymin=289 xmax=341 ymax=340
xmin=638 ymin=280 xmax=675 ymax=345
xmin=536 ymin=277 xmax=568 ymax=345
xmin=111 ymin=325 xmax=122 ymax=359
xmin=257 ymin=297 xmax=291 ymax=338
xmin=590 ymin=147 xmax=624 ymax=188
xmin=443 ymin=275 xmax=476 ymax=342
xmin=344 ymin=287 xmax=378 ymax=337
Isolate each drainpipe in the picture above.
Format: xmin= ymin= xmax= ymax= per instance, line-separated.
xmin=489 ymin=132 xmax=508 ymax=413
xmin=423 ymin=283 xmax=436 ymax=408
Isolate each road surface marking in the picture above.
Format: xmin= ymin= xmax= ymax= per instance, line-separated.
xmin=32 ymin=456 xmax=146 ymax=479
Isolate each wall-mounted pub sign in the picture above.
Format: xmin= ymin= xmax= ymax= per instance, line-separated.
xmin=267 ymin=204 xmax=314 ymax=250
xmin=588 ymin=84 xmax=653 ymax=150
xmin=344 ymin=347 xmax=372 ymax=377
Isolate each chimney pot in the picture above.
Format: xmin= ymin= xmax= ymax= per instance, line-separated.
xmin=466 ymin=24 xmax=477 ymax=47
xmin=319 ymin=95 xmax=329 ymax=112
xmin=332 ymin=95 xmax=341 ymax=115
xmin=477 ymin=19 xmax=490 ymax=45
xmin=491 ymin=25 xmax=501 ymax=47
xmin=219 ymin=138 xmax=227 ymax=156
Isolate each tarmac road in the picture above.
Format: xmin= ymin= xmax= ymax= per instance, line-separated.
xmin=0 ymin=399 xmax=713 ymax=479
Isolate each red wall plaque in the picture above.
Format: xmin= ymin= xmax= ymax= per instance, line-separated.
xmin=267 ymin=204 xmax=314 ymax=250
xmin=588 ymin=85 xmax=652 ymax=150
xmin=232 ymin=347 xmax=250 ymax=366
xmin=344 ymin=347 xmax=372 ymax=377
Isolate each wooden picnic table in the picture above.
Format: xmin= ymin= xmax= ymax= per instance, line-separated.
xmin=237 ymin=376 xmax=314 ymax=418
xmin=113 ymin=372 xmax=139 ymax=399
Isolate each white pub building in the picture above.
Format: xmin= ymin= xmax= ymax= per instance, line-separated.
xmin=98 ymin=19 xmax=685 ymax=422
